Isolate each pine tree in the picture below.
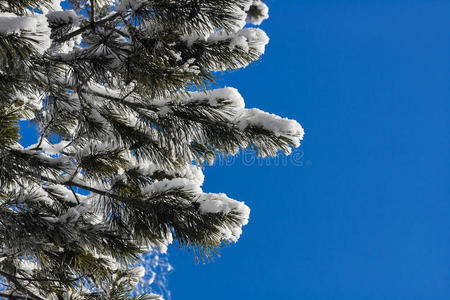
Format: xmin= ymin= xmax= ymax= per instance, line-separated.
xmin=0 ymin=0 xmax=303 ymax=299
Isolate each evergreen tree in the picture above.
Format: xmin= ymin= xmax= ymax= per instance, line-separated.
xmin=0 ymin=0 xmax=303 ymax=299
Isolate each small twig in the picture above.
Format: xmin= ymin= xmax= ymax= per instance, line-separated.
xmin=89 ymin=0 xmax=96 ymax=31
xmin=55 ymin=12 xmax=122 ymax=43
xmin=29 ymin=117 xmax=53 ymax=151
xmin=68 ymin=185 xmax=81 ymax=204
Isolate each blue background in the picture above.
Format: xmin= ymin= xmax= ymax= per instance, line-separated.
xmin=168 ymin=1 xmax=450 ymax=299
xmin=18 ymin=0 xmax=449 ymax=299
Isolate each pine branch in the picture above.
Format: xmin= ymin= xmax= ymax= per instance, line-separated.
xmin=55 ymin=11 xmax=122 ymax=43
xmin=0 ymin=292 xmax=36 ymax=300
xmin=0 ymin=271 xmax=45 ymax=300
xmin=1 ymin=0 xmax=301 ymax=298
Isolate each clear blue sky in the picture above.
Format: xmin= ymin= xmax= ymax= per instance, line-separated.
xmin=18 ymin=1 xmax=449 ymax=299
xmin=167 ymin=1 xmax=450 ymax=299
